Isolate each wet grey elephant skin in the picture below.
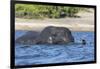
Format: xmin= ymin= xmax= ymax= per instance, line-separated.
xmin=15 ymin=26 xmax=74 ymax=45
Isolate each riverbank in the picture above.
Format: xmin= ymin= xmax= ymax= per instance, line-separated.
xmin=15 ymin=10 xmax=94 ymax=32
xmin=15 ymin=22 xmax=94 ymax=32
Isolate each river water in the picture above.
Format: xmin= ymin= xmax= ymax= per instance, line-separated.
xmin=15 ymin=31 xmax=95 ymax=66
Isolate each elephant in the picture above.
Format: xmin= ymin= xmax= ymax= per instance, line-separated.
xmin=15 ymin=31 xmax=40 ymax=45
xmin=15 ymin=26 xmax=74 ymax=45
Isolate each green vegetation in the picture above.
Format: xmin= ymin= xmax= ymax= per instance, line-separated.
xmin=15 ymin=4 xmax=90 ymax=19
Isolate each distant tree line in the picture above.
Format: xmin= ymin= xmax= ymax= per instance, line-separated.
xmin=15 ymin=4 xmax=90 ymax=19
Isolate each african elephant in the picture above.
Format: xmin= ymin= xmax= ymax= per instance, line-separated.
xmin=15 ymin=26 xmax=74 ymax=45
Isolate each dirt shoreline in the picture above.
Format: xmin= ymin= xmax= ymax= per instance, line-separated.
xmin=15 ymin=11 xmax=94 ymax=32
xmin=15 ymin=22 xmax=94 ymax=32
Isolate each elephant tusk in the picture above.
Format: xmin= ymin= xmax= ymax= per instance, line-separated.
xmin=48 ymin=36 xmax=53 ymax=44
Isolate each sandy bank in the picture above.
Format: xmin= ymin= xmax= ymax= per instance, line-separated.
xmin=15 ymin=22 xmax=94 ymax=32
xmin=15 ymin=10 xmax=94 ymax=32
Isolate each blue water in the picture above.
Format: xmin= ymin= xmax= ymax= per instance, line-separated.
xmin=15 ymin=31 xmax=95 ymax=66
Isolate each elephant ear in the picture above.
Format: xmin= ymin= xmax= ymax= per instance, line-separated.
xmin=39 ymin=26 xmax=55 ymax=38
xmin=64 ymin=28 xmax=74 ymax=42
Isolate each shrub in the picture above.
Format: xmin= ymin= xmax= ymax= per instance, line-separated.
xmin=15 ymin=4 xmax=85 ymax=19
